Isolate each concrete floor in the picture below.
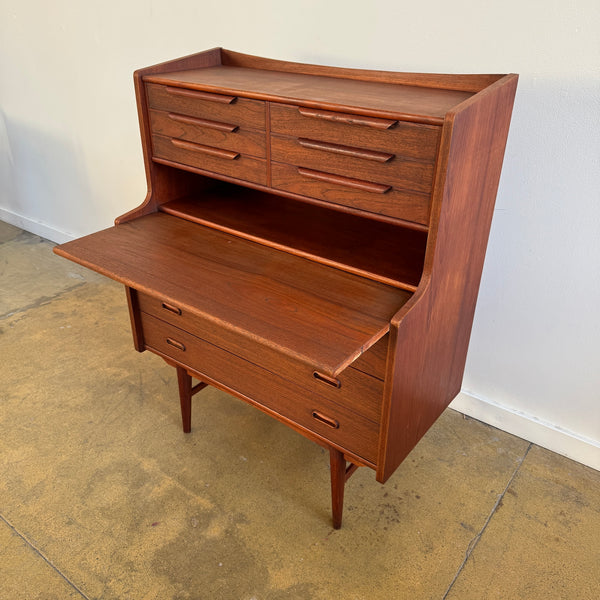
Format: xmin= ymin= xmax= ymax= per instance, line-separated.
xmin=1 ymin=220 xmax=599 ymax=600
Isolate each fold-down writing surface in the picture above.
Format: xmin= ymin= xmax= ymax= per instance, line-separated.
xmin=54 ymin=213 xmax=411 ymax=376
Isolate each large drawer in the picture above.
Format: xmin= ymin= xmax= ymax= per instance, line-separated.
xmin=271 ymin=134 xmax=435 ymax=195
xmin=270 ymin=103 xmax=440 ymax=162
xmin=146 ymin=83 xmax=266 ymax=130
xmin=152 ymin=134 xmax=267 ymax=185
xmin=271 ymin=162 xmax=431 ymax=224
xmin=140 ymin=312 xmax=380 ymax=463
xmin=136 ymin=290 xmax=383 ymax=424
xmin=149 ymin=109 xmax=266 ymax=158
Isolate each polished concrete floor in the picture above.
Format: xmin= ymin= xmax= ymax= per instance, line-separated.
xmin=1 ymin=220 xmax=599 ymax=600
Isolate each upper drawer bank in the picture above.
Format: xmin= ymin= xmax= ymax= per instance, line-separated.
xmin=146 ymin=82 xmax=267 ymax=184
xmin=269 ymin=103 xmax=441 ymax=225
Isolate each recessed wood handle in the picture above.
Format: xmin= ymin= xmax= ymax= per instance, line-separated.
xmin=298 ymin=167 xmax=391 ymax=194
xmin=313 ymin=371 xmax=342 ymax=388
xmin=298 ymin=107 xmax=397 ymax=130
xmin=170 ymin=138 xmax=240 ymax=160
xmin=311 ymin=410 xmax=340 ymax=429
xmin=166 ymin=338 xmax=186 ymax=352
xmin=298 ymin=138 xmax=394 ymax=163
xmin=166 ymin=86 xmax=236 ymax=104
xmin=161 ymin=301 xmax=182 ymax=315
xmin=168 ymin=113 xmax=239 ymax=133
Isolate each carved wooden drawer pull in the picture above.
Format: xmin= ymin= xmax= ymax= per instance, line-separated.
xmin=170 ymin=138 xmax=240 ymax=160
xmin=167 ymin=112 xmax=239 ymax=133
xmin=311 ymin=410 xmax=340 ymax=429
xmin=298 ymin=107 xmax=398 ymax=130
xmin=161 ymin=301 xmax=182 ymax=315
xmin=313 ymin=371 xmax=342 ymax=388
xmin=166 ymin=337 xmax=186 ymax=352
xmin=165 ymin=86 xmax=236 ymax=104
xmin=298 ymin=138 xmax=394 ymax=162
xmin=298 ymin=167 xmax=391 ymax=194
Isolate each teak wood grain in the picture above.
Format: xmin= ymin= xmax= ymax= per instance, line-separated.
xmin=53 ymin=48 xmax=517 ymax=528
xmin=377 ymin=74 xmax=519 ymax=482
xmin=55 ymin=212 xmax=408 ymax=377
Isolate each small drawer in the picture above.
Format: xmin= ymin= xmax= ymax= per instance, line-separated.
xmin=140 ymin=312 xmax=380 ymax=463
xmin=270 ymin=103 xmax=440 ymax=163
xmin=152 ymin=134 xmax=267 ymax=185
xmin=149 ymin=109 xmax=266 ymax=158
xmin=146 ymin=83 xmax=266 ymax=130
xmin=271 ymin=134 xmax=435 ymax=195
xmin=136 ymin=291 xmax=383 ymax=424
xmin=271 ymin=162 xmax=431 ymax=225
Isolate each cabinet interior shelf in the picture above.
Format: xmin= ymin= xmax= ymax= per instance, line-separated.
xmin=159 ymin=182 xmax=427 ymax=292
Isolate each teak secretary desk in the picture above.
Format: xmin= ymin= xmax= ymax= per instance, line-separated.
xmin=55 ymin=48 xmax=518 ymax=529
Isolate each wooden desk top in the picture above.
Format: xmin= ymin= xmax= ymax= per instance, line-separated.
xmin=55 ymin=212 xmax=411 ymax=376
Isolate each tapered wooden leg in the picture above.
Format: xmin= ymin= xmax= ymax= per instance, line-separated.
xmin=176 ymin=366 xmax=192 ymax=433
xmin=330 ymin=447 xmax=347 ymax=529
xmin=174 ymin=365 xmax=209 ymax=433
xmin=329 ymin=448 xmax=361 ymax=529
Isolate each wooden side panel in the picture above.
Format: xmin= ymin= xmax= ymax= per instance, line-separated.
xmin=115 ymin=48 xmax=224 ymax=225
xmin=376 ymin=74 xmax=518 ymax=482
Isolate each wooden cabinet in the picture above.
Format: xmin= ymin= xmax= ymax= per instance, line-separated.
xmin=54 ymin=48 xmax=518 ymax=528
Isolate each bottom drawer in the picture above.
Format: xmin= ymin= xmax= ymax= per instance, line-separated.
xmin=272 ymin=162 xmax=430 ymax=224
xmin=136 ymin=290 xmax=384 ymax=423
xmin=141 ymin=312 xmax=380 ymax=463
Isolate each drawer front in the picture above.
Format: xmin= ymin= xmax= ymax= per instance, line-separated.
xmin=146 ymin=83 xmax=266 ymax=130
xmin=270 ymin=103 xmax=440 ymax=162
xmin=137 ymin=291 xmax=383 ymax=424
xmin=152 ymin=134 xmax=267 ymax=185
xmin=149 ymin=109 xmax=266 ymax=158
xmin=272 ymin=162 xmax=430 ymax=224
xmin=271 ymin=134 xmax=435 ymax=195
xmin=141 ymin=312 xmax=380 ymax=463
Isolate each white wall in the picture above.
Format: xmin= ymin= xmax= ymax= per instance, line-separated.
xmin=1 ymin=0 xmax=599 ymax=469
